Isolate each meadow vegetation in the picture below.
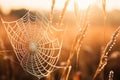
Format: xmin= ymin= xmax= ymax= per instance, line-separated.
xmin=0 ymin=0 xmax=120 ymax=80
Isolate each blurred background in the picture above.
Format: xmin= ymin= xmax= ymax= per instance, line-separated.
xmin=0 ymin=0 xmax=120 ymax=80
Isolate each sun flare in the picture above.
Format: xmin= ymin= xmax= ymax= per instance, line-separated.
xmin=76 ymin=0 xmax=95 ymax=9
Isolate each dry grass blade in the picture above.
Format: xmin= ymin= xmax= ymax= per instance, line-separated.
xmin=58 ymin=0 xmax=69 ymax=26
xmin=76 ymin=24 xmax=88 ymax=65
xmin=65 ymin=66 xmax=72 ymax=80
xmin=50 ymin=0 xmax=56 ymax=25
xmin=93 ymin=26 xmax=120 ymax=80
xmin=60 ymin=1 xmax=90 ymax=79
xmin=102 ymin=0 xmax=107 ymax=41
xmin=73 ymin=1 xmax=91 ymax=67
xmin=69 ymin=23 xmax=88 ymax=66
xmin=102 ymin=0 xmax=106 ymax=16
xmin=60 ymin=24 xmax=88 ymax=80
xmin=74 ymin=0 xmax=79 ymax=23
xmin=109 ymin=70 xmax=114 ymax=80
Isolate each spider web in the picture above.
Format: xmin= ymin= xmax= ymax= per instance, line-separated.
xmin=2 ymin=11 xmax=63 ymax=79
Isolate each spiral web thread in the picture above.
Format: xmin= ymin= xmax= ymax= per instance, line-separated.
xmin=1 ymin=11 xmax=63 ymax=79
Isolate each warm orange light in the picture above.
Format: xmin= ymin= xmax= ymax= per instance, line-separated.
xmin=0 ymin=0 xmax=120 ymax=15
xmin=76 ymin=0 xmax=95 ymax=10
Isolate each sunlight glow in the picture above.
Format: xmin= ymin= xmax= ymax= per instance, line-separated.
xmin=0 ymin=0 xmax=120 ymax=15
xmin=0 ymin=0 xmax=51 ymax=14
xmin=76 ymin=0 xmax=95 ymax=9
xmin=0 ymin=0 xmax=95 ymax=15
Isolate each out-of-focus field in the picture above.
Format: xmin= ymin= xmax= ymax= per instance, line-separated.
xmin=0 ymin=8 xmax=120 ymax=80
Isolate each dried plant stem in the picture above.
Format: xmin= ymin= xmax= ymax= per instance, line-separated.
xmin=74 ymin=0 xmax=91 ymax=27
xmin=93 ymin=26 xmax=120 ymax=80
xmin=65 ymin=66 xmax=72 ymax=80
xmin=50 ymin=0 xmax=56 ymax=25
xmin=74 ymin=0 xmax=78 ymax=18
xmin=60 ymin=30 xmax=79 ymax=80
xmin=109 ymin=70 xmax=114 ymax=80
xmin=61 ymin=1 xmax=90 ymax=79
xmin=103 ymin=0 xmax=107 ymax=44
xmin=74 ymin=1 xmax=91 ymax=67
xmin=58 ymin=0 xmax=69 ymax=26
xmin=74 ymin=0 xmax=79 ymax=24
xmin=60 ymin=24 xmax=88 ymax=80
xmin=102 ymin=0 xmax=106 ymax=17
xmin=69 ymin=24 xmax=88 ymax=66
xmin=76 ymin=24 xmax=88 ymax=65
xmin=102 ymin=0 xmax=107 ymax=78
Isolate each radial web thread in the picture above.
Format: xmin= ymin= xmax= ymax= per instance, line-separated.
xmin=2 ymin=11 xmax=63 ymax=79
